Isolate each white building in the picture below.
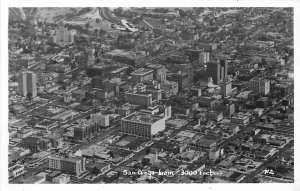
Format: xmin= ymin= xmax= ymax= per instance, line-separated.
xmin=248 ymin=78 xmax=270 ymax=96
xmin=99 ymin=114 xmax=110 ymax=127
xmin=199 ymin=51 xmax=210 ymax=66
xmin=48 ymin=155 xmax=63 ymax=171
xmin=9 ymin=164 xmax=26 ymax=179
xmin=53 ymin=22 xmax=74 ymax=45
xmin=90 ymin=113 xmax=110 ymax=127
xmin=120 ymin=112 xmax=166 ymax=138
xmin=220 ymin=78 xmax=232 ymax=97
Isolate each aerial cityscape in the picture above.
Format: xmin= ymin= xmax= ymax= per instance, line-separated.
xmin=8 ymin=7 xmax=294 ymax=184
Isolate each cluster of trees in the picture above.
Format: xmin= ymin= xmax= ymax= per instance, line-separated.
xmin=152 ymin=8 xmax=169 ymax=13
xmin=113 ymin=7 xmax=123 ymax=16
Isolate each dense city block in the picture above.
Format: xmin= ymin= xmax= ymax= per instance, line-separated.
xmin=8 ymin=7 xmax=294 ymax=184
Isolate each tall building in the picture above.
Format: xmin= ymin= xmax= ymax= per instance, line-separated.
xmin=53 ymin=22 xmax=74 ymax=45
xmin=220 ymin=59 xmax=228 ymax=80
xmin=185 ymin=49 xmax=207 ymax=63
xmin=220 ymin=78 xmax=232 ymax=97
xmin=99 ymin=114 xmax=110 ymax=127
xmin=85 ymin=47 xmax=95 ymax=66
xmin=146 ymin=88 xmax=163 ymax=101
xmin=120 ymin=112 xmax=166 ymax=138
xmin=175 ymin=63 xmax=194 ymax=86
xmin=90 ymin=113 xmax=110 ymax=127
xmin=164 ymin=105 xmax=172 ymax=120
xmin=207 ymin=59 xmax=228 ymax=85
xmin=61 ymin=157 xmax=86 ymax=176
xmin=49 ymin=155 xmax=63 ymax=171
xmin=49 ymin=155 xmax=86 ymax=176
xmin=248 ymin=78 xmax=271 ymax=96
xmin=131 ymin=68 xmax=154 ymax=83
xmin=207 ymin=61 xmax=221 ymax=85
xmin=92 ymin=75 xmax=106 ymax=89
xmin=199 ymin=51 xmax=210 ymax=66
xmin=160 ymin=81 xmax=178 ymax=98
xmin=73 ymin=120 xmax=100 ymax=140
xmin=125 ymin=92 xmax=153 ymax=107
xmin=168 ymin=72 xmax=190 ymax=91
xmin=146 ymin=64 xmax=167 ymax=82
xmin=18 ymin=71 xmax=37 ymax=98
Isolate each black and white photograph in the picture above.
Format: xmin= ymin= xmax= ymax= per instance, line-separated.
xmin=0 ymin=0 xmax=299 ymax=190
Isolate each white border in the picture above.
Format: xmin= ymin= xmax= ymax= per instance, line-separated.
xmin=1 ymin=1 xmax=299 ymax=191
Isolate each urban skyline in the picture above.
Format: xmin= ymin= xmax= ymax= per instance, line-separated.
xmin=7 ymin=7 xmax=294 ymax=184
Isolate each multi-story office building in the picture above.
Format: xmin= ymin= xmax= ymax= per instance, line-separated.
xmin=184 ymin=49 xmax=209 ymax=65
xmin=48 ymin=155 xmax=63 ymax=171
xmin=91 ymin=75 xmax=107 ymax=89
xmin=136 ymin=83 xmax=147 ymax=93
xmin=198 ymin=43 xmax=218 ymax=52
xmin=90 ymin=113 xmax=110 ymax=127
xmin=257 ymin=97 xmax=269 ymax=108
xmin=146 ymin=88 xmax=163 ymax=101
xmin=53 ymin=22 xmax=74 ymax=45
xmin=131 ymin=68 xmax=153 ymax=83
xmin=116 ymin=106 xmax=131 ymax=117
xmin=19 ymin=56 xmax=35 ymax=68
xmin=273 ymin=83 xmax=293 ymax=97
xmin=185 ymin=49 xmax=202 ymax=62
xmin=205 ymin=110 xmax=224 ymax=122
xmin=120 ymin=112 xmax=166 ymax=138
xmin=230 ymin=112 xmax=252 ymax=125
xmin=99 ymin=114 xmax=110 ymax=127
xmin=22 ymin=136 xmax=51 ymax=151
xmin=168 ymin=72 xmax=191 ymax=91
xmin=18 ymin=71 xmax=37 ymax=98
xmin=199 ymin=51 xmax=210 ymax=66
xmin=207 ymin=59 xmax=228 ymax=85
xmin=146 ymin=64 xmax=167 ymax=82
xmin=125 ymin=92 xmax=153 ymax=107
xmin=73 ymin=120 xmax=101 ymax=140
xmin=220 ymin=78 xmax=232 ymax=97
xmin=160 ymin=80 xmax=178 ymax=98
xmin=190 ymin=87 xmax=202 ymax=97
xmin=207 ymin=61 xmax=221 ymax=85
xmin=61 ymin=157 xmax=86 ymax=176
xmin=220 ymin=59 xmax=228 ymax=80
xmin=85 ymin=47 xmax=95 ymax=66
xmin=248 ymin=78 xmax=270 ymax=96
xmin=9 ymin=164 xmax=26 ymax=180
xmin=49 ymin=155 xmax=86 ymax=176
xmin=174 ymin=63 xmax=194 ymax=86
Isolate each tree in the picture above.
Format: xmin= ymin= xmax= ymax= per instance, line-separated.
xmin=113 ymin=7 xmax=123 ymax=16
xmin=99 ymin=29 xmax=107 ymax=35
xmin=94 ymin=29 xmax=99 ymax=35
xmin=85 ymin=22 xmax=90 ymax=30
xmin=96 ymin=18 xmax=100 ymax=24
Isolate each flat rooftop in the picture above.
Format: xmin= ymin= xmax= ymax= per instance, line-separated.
xmin=110 ymin=66 xmax=128 ymax=74
xmin=146 ymin=63 xmax=164 ymax=69
xmin=131 ymin=68 xmax=153 ymax=76
xmin=122 ymin=112 xmax=163 ymax=124
xmin=106 ymin=49 xmax=145 ymax=59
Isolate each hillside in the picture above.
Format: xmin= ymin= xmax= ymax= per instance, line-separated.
xmin=9 ymin=7 xmax=102 ymax=24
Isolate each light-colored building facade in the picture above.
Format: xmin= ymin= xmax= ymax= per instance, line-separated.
xmin=120 ymin=112 xmax=166 ymax=138
xmin=53 ymin=22 xmax=74 ymax=45
xmin=248 ymin=78 xmax=270 ymax=96
xmin=131 ymin=68 xmax=153 ymax=83
xmin=220 ymin=78 xmax=232 ymax=97
xmin=199 ymin=51 xmax=210 ymax=66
